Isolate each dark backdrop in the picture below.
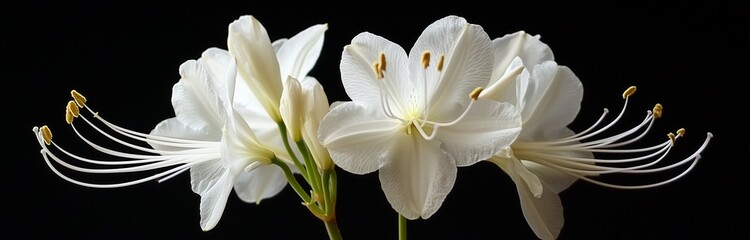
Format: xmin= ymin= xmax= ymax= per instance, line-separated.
xmin=8 ymin=2 xmax=744 ymax=239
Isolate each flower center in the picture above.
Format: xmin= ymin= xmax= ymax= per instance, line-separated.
xmin=373 ymin=51 xmax=482 ymax=140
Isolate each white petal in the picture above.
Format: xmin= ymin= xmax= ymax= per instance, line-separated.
xmin=340 ymin=32 xmax=410 ymax=108
xmin=480 ymin=56 xmax=525 ymax=104
xmin=490 ymin=31 xmax=554 ymax=84
xmin=280 ymin=76 xmax=303 ymax=141
xmin=378 ymin=133 xmax=457 ymax=219
xmin=150 ymin=118 xmax=219 ymax=147
xmin=411 ymin=16 xmax=493 ymax=114
xmin=228 ymin=15 xmax=283 ymax=121
xmin=173 ymin=58 xmax=226 ymax=134
xmin=517 ymin=62 xmax=583 ymax=140
xmin=189 ymin=160 xmax=235 ymax=231
xmin=233 ymin=164 xmax=288 ymax=204
xmin=222 ymin=108 xmax=275 ymax=172
xmin=439 ymin=100 xmax=522 ymax=167
xmin=492 ymin=156 xmax=561 ymax=240
xmin=318 ymin=102 xmax=400 ymax=174
xmin=276 ymin=23 xmax=327 ymax=81
xmin=199 ymin=48 xmax=234 ymax=108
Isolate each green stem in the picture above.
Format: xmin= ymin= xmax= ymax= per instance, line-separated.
xmin=276 ymin=122 xmax=309 ymax=182
xmin=297 ymin=140 xmax=322 ymax=196
xmin=271 ymin=158 xmax=311 ymax=203
xmin=324 ymin=217 xmax=343 ymax=240
xmin=398 ymin=214 xmax=407 ymax=240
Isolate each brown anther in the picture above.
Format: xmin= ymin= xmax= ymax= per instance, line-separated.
xmin=421 ymin=51 xmax=431 ymax=69
xmin=652 ymin=103 xmax=663 ymax=119
xmin=469 ymin=87 xmax=483 ymax=100
xmin=71 ymin=90 xmax=87 ymax=107
xmin=622 ymin=86 xmax=637 ymax=99
xmin=40 ymin=125 xmax=52 ymax=145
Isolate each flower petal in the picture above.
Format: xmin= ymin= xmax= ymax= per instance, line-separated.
xmin=378 ymin=133 xmax=456 ymax=219
xmin=189 ymin=160 xmax=235 ymax=231
xmin=439 ymin=100 xmax=522 ymax=167
xmin=228 ymin=15 xmax=283 ymax=121
xmin=340 ymin=32 xmax=410 ymax=108
xmin=172 ymin=55 xmax=228 ymax=136
xmin=492 ymin=156 xmax=561 ymax=240
xmin=411 ymin=15 xmax=493 ymax=114
xmin=318 ymin=102 xmax=401 ymax=174
xmin=149 ymin=118 xmax=219 ymax=150
xmin=276 ymin=23 xmax=327 ymax=82
xmin=233 ymin=164 xmax=288 ymax=204
xmin=490 ymin=31 xmax=554 ymax=85
xmin=517 ymin=62 xmax=583 ymax=140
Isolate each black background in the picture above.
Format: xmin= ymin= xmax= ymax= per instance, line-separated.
xmin=8 ymin=2 xmax=745 ymax=240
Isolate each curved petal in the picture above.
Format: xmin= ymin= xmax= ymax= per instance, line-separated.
xmin=189 ymin=160 xmax=235 ymax=231
xmin=318 ymin=102 xmax=401 ymax=174
xmin=490 ymin=31 xmax=554 ymax=85
xmin=411 ymin=15 xmax=493 ymax=115
xmin=233 ymin=164 xmax=288 ymax=204
xmin=276 ymin=23 xmax=327 ymax=82
xmin=228 ymin=15 xmax=283 ymax=121
xmin=340 ymin=32 xmax=410 ymax=108
xmin=480 ymin=56 xmax=525 ymax=104
xmin=439 ymin=100 xmax=522 ymax=167
xmin=491 ymin=156 xmax=561 ymax=240
xmin=150 ymin=118 xmax=219 ymax=148
xmin=173 ymin=58 xmax=226 ymax=135
xmin=378 ymin=133 xmax=457 ymax=220
xmin=517 ymin=62 xmax=583 ymax=140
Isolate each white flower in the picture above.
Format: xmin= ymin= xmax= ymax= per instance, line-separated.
xmin=229 ymin=15 xmax=327 ymax=124
xmin=228 ymin=15 xmax=328 ymax=163
xmin=481 ymin=32 xmax=713 ymax=239
xmin=32 ymin=48 xmax=280 ymax=231
xmin=318 ymin=15 xmax=522 ymax=219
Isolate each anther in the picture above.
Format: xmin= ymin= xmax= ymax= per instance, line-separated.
xmin=421 ymin=51 xmax=431 ymax=69
xmin=65 ymin=109 xmax=75 ymax=124
xmin=40 ymin=125 xmax=52 ymax=145
xmin=668 ymin=132 xmax=676 ymax=144
xmin=372 ymin=62 xmax=383 ymax=80
xmin=622 ymin=86 xmax=637 ymax=99
xmin=652 ymin=103 xmax=663 ymax=119
xmin=379 ymin=52 xmax=387 ymax=72
xmin=437 ymin=54 xmax=444 ymax=72
xmin=676 ymin=128 xmax=686 ymax=137
xmin=71 ymin=90 xmax=87 ymax=107
xmin=469 ymin=87 xmax=483 ymax=100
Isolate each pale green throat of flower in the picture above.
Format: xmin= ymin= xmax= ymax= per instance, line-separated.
xmin=371 ymin=51 xmax=483 ymax=140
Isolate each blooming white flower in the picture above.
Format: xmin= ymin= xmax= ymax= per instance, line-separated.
xmin=32 ymin=48 xmax=283 ymax=231
xmin=318 ymin=15 xmax=522 ymax=219
xmin=481 ymin=32 xmax=713 ymax=240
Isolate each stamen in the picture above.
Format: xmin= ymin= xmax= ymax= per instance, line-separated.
xmin=622 ymin=86 xmax=636 ymax=99
xmin=421 ymin=51 xmax=431 ymax=69
xmin=66 ymin=100 xmax=80 ymax=118
xmin=653 ymin=103 xmax=663 ymax=119
xmin=668 ymin=132 xmax=677 ymax=145
xmin=71 ymin=90 xmax=87 ymax=107
xmin=65 ymin=109 xmax=75 ymax=124
xmin=437 ymin=54 xmax=444 ymax=72
xmin=373 ymin=62 xmax=383 ymax=79
xmin=469 ymin=87 xmax=483 ymax=100
xmin=40 ymin=125 xmax=52 ymax=145
xmin=677 ymin=128 xmax=686 ymax=137
xmin=379 ymin=52 xmax=387 ymax=72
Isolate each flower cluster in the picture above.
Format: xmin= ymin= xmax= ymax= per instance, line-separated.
xmin=32 ymin=15 xmax=712 ymax=239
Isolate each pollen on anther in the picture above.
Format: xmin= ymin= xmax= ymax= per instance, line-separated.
xmin=71 ymin=90 xmax=87 ymax=107
xmin=372 ymin=62 xmax=383 ymax=80
xmin=652 ymin=103 xmax=663 ymax=119
xmin=668 ymin=132 xmax=677 ymax=144
xmin=40 ymin=125 xmax=52 ymax=145
xmin=379 ymin=52 xmax=387 ymax=72
xmin=421 ymin=51 xmax=431 ymax=69
xmin=677 ymin=128 xmax=686 ymax=137
xmin=622 ymin=86 xmax=637 ymax=99
xmin=469 ymin=87 xmax=483 ymax=100
xmin=437 ymin=54 xmax=444 ymax=72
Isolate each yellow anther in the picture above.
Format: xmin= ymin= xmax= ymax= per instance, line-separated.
xmin=421 ymin=51 xmax=431 ymax=69
xmin=372 ymin=62 xmax=383 ymax=80
xmin=65 ymin=109 xmax=75 ymax=124
xmin=71 ymin=90 xmax=87 ymax=107
xmin=65 ymin=100 xmax=79 ymax=124
xmin=40 ymin=125 xmax=52 ymax=145
xmin=437 ymin=53 xmax=444 ymax=72
xmin=652 ymin=103 xmax=663 ymax=119
xmin=676 ymin=128 xmax=686 ymax=137
xmin=378 ymin=52 xmax=387 ymax=72
xmin=622 ymin=86 xmax=637 ymax=99
xmin=469 ymin=87 xmax=483 ymax=100
xmin=668 ymin=132 xmax=676 ymax=144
